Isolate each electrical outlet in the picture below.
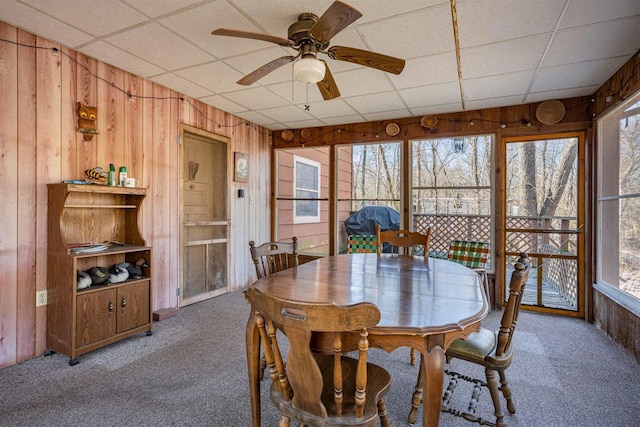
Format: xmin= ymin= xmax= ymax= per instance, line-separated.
xmin=36 ymin=290 xmax=47 ymax=307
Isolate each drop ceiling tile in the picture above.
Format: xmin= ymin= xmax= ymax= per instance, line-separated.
xmin=106 ymin=22 xmax=213 ymax=71
xmin=234 ymin=110 xmax=276 ymax=126
xmin=282 ymin=118 xmax=326 ymax=129
xmin=345 ymin=91 xmax=407 ymax=115
xmin=148 ymin=73 xmax=213 ymax=99
xmin=357 ymin=4 xmax=454 ymax=60
xmin=79 ymin=41 xmax=164 ymax=78
xmin=389 ymin=51 xmax=458 ymax=89
xmin=532 ymin=56 xmax=628 ymax=93
xmin=175 ymin=62 xmax=244 ymax=94
xmin=463 ymin=70 xmax=535 ymax=101
xmin=21 ymin=0 xmax=148 ymax=37
xmin=321 ymin=115 xmax=367 ymax=126
xmin=465 ymin=95 xmax=527 ymax=111
xmin=409 ymin=102 xmax=463 ymax=117
xmin=258 ymin=105 xmax=313 ymax=122
xmin=460 ymin=34 xmax=550 ymax=79
xmin=197 ymin=94 xmax=248 ymax=114
xmin=223 ymin=86 xmax=291 ymax=110
xmin=332 ymin=68 xmax=395 ymax=97
xmin=265 ymin=81 xmax=325 ymax=104
xmin=524 ymin=86 xmax=599 ymax=104
xmin=560 ymin=0 xmax=640 ymax=29
xmin=121 ymin=0 xmax=206 ymax=18
xmin=291 ymin=100 xmax=358 ymax=119
xmin=399 ymin=81 xmax=461 ymax=109
xmin=457 ymin=0 xmax=565 ymax=48
xmin=0 ymin=1 xmax=93 ymax=48
xmin=349 ymin=0 xmax=446 ymax=24
xmin=543 ymin=17 xmax=640 ymax=67
xmin=362 ymin=109 xmax=413 ymax=122
xmin=160 ymin=1 xmax=282 ymax=59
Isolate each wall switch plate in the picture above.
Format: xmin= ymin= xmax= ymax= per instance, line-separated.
xmin=36 ymin=290 xmax=47 ymax=307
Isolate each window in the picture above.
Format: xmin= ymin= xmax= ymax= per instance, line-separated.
xmin=410 ymin=135 xmax=493 ymax=260
xmin=294 ymin=155 xmax=321 ymax=223
xmin=597 ymin=90 xmax=640 ymax=311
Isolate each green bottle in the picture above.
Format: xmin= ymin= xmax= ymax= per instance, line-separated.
xmin=108 ymin=164 xmax=116 ymax=186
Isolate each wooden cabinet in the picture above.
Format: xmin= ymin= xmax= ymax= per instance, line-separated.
xmin=47 ymin=183 xmax=152 ymax=365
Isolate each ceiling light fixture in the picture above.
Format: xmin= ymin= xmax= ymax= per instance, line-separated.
xmin=294 ymin=55 xmax=326 ymax=84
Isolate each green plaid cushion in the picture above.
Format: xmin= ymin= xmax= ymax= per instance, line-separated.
xmin=448 ymin=240 xmax=489 ymax=268
xmin=348 ymin=235 xmax=378 ymax=253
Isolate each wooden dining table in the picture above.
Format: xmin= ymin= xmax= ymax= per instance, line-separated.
xmin=246 ymin=253 xmax=489 ymax=427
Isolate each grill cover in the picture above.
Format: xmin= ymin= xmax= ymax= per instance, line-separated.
xmin=344 ymin=206 xmax=400 ymax=236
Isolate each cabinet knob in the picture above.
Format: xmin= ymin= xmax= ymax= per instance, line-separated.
xmin=108 ymin=301 xmax=114 ymax=312
xmin=121 ymin=296 xmax=127 ymax=313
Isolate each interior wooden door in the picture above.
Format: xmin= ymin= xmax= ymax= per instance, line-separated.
xmin=501 ymin=132 xmax=585 ymax=317
xmin=180 ymin=130 xmax=229 ymax=306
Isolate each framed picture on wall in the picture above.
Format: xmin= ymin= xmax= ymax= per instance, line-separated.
xmin=234 ymin=152 xmax=249 ymax=183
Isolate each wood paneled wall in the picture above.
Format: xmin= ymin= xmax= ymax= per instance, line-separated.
xmin=0 ymin=22 xmax=272 ymax=367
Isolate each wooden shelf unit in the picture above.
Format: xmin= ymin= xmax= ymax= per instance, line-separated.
xmin=47 ymin=183 xmax=153 ymax=365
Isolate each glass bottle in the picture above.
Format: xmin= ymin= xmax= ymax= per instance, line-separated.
xmin=108 ymin=164 xmax=116 ymax=186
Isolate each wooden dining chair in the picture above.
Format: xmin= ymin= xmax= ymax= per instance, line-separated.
xmin=245 ymin=286 xmax=392 ymax=427
xmin=347 ymin=234 xmax=378 ymax=253
xmin=376 ymin=224 xmax=432 ymax=365
xmin=375 ymin=224 xmax=432 ymax=258
xmin=409 ymin=253 xmax=531 ymax=427
xmin=249 ymin=237 xmax=299 ymax=279
xmin=448 ymin=240 xmax=491 ymax=309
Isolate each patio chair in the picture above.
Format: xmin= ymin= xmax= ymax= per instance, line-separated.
xmin=249 ymin=237 xmax=299 ymax=279
xmin=376 ymin=224 xmax=432 ymax=365
xmin=409 ymin=253 xmax=531 ymax=427
xmin=448 ymin=240 xmax=491 ymax=309
xmin=347 ymin=234 xmax=378 ymax=253
xmin=245 ymin=286 xmax=392 ymax=427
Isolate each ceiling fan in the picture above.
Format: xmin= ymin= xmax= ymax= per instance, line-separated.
xmin=211 ymin=0 xmax=405 ymax=100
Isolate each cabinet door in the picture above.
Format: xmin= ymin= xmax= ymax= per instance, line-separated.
xmin=76 ymin=289 xmax=117 ymax=347
xmin=117 ymin=281 xmax=150 ymax=333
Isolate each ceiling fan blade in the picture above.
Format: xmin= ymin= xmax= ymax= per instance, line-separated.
xmin=237 ymin=56 xmax=296 ymax=85
xmin=309 ymin=1 xmax=362 ymax=44
xmin=328 ymin=46 xmax=405 ymax=75
xmin=317 ymin=60 xmax=340 ymax=100
xmin=211 ymin=28 xmax=292 ymax=47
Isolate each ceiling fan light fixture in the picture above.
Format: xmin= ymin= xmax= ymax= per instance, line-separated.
xmin=294 ymin=56 xmax=325 ymax=83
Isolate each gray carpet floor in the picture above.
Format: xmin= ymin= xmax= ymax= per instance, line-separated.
xmin=1 ymin=289 xmax=639 ymax=427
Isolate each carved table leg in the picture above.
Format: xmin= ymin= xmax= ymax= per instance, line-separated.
xmin=408 ymin=345 xmax=445 ymax=426
xmin=246 ymin=306 xmax=261 ymax=427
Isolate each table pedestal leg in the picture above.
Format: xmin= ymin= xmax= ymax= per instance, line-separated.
xmin=408 ymin=346 xmax=445 ymax=426
xmin=246 ymin=307 xmax=261 ymax=427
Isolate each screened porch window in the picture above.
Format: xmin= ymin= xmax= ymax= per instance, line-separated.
xmin=597 ymin=89 xmax=640 ymax=311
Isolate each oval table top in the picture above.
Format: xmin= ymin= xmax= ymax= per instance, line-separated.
xmin=251 ymin=253 xmax=488 ymax=336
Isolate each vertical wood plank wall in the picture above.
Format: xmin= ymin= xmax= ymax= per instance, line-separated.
xmin=0 ymin=22 xmax=272 ymax=367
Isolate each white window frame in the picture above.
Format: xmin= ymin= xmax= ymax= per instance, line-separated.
xmin=293 ymin=155 xmax=321 ymax=224
xmin=595 ymin=89 xmax=640 ymax=317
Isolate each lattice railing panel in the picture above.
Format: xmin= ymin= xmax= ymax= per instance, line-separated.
xmin=414 ymin=214 xmax=491 ymax=259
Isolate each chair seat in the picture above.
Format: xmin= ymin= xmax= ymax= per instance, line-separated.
xmin=447 ymin=328 xmax=497 ymax=360
xmin=270 ymin=353 xmax=391 ymax=427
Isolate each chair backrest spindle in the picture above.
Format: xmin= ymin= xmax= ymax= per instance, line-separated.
xmin=249 ymin=237 xmax=299 ymax=279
